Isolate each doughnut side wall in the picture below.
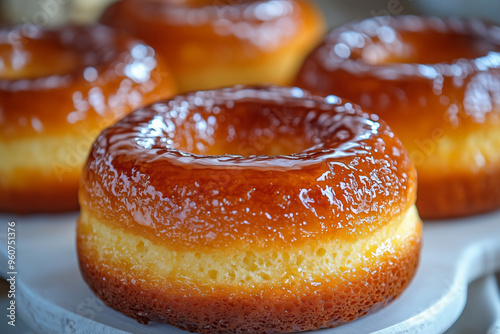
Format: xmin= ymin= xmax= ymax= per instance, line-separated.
xmin=77 ymin=87 xmax=422 ymax=333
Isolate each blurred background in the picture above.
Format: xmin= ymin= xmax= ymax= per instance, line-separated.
xmin=1 ymin=0 xmax=500 ymax=333
xmin=0 ymin=0 xmax=499 ymax=28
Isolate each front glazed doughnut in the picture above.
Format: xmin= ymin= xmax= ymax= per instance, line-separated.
xmin=295 ymin=16 xmax=500 ymax=219
xmin=0 ymin=25 xmax=176 ymax=213
xmin=78 ymin=86 xmax=422 ymax=333
xmin=100 ymin=0 xmax=325 ymax=92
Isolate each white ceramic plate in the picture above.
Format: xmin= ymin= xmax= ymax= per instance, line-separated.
xmin=0 ymin=210 xmax=499 ymax=334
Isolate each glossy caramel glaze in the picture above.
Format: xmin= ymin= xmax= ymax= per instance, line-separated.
xmin=0 ymin=25 xmax=177 ymax=213
xmin=79 ymin=86 xmax=421 ymax=332
xmin=295 ymin=16 xmax=500 ymax=219
xmin=0 ymin=25 xmax=176 ymax=137
xmin=101 ymin=0 xmax=325 ymax=92
xmin=80 ymin=86 xmax=416 ymax=249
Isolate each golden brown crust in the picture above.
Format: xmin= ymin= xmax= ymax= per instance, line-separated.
xmin=101 ymin=0 xmax=325 ymax=92
xmin=0 ymin=25 xmax=176 ymax=213
xmin=78 ymin=224 xmax=421 ymax=333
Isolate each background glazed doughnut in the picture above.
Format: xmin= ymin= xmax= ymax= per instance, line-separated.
xmin=0 ymin=25 xmax=176 ymax=213
xmin=295 ymin=16 xmax=500 ymax=219
xmin=78 ymin=86 xmax=422 ymax=333
xmin=100 ymin=0 xmax=325 ymax=93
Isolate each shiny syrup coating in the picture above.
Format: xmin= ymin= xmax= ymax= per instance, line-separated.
xmin=295 ymin=16 xmax=500 ymax=218
xmin=80 ymin=86 xmax=416 ymax=249
xmin=100 ymin=0 xmax=325 ymax=92
xmin=0 ymin=25 xmax=176 ymax=213
xmin=0 ymin=25 xmax=176 ymax=138
xmin=296 ymin=16 xmax=500 ymax=132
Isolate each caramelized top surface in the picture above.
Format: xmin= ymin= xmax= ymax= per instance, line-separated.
xmin=80 ymin=86 xmax=416 ymax=249
xmin=295 ymin=16 xmax=500 ymax=139
xmin=0 ymin=25 xmax=175 ymax=138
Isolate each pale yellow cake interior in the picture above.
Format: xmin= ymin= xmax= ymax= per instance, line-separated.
xmin=78 ymin=205 xmax=421 ymax=285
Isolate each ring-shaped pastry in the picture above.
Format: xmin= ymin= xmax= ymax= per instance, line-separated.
xmin=0 ymin=24 xmax=176 ymax=213
xmin=78 ymin=86 xmax=421 ymax=333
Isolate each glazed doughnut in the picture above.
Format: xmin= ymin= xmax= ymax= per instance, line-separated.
xmin=100 ymin=0 xmax=325 ymax=93
xmin=0 ymin=25 xmax=176 ymax=213
xmin=77 ymin=86 xmax=422 ymax=333
xmin=295 ymin=16 xmax=500 ymax=219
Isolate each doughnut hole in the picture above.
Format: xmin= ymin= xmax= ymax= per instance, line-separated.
xmin=169 ymin=104 xmax=318 ymax=157
xmin=136 ymin=92 xmax=370 ymax=160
